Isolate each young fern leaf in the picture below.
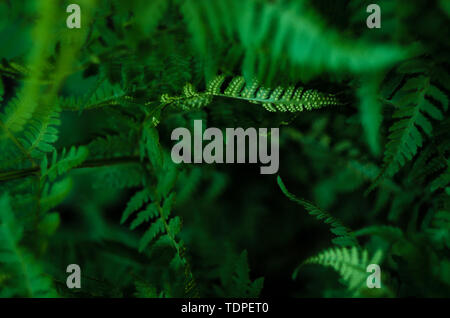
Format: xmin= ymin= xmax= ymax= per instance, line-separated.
xmin=161 ymin=75 xmax=341 ymax=112
xmin=293 ymin=246 xmax=384 ymax=294
xmin=277 ymin=176 xmax=358 ymax=247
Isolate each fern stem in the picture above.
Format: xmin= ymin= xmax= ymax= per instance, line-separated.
xmin=0 ymin=156 xmax=144 ymax=182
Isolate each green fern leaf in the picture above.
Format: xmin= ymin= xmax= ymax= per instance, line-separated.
xmin=129 ymin=203 xmax=159 ymax=230
xmin=120 ymin=188 xmax=152 ymax=224
xmin=163 ymin=75 xmax=341 ymax=112
xmin=384 ymin=76 xmax=447 ymax=176
xmin=294 ymin=246 xmax=383 ymax=293
xmin=40 ymin=146 xmax=89 ymax=184
xmin=139 ymin=218 xmax=165 ymax=252
xmin=231 ymin=250 xmax=264 ymax=298
xmin=181 ymin=0 xmax=407 ymax=81
xmin=431 ymin=164 xmax=450 ymax=192
xmin=278 ymin=176 xmax=358 ymax=247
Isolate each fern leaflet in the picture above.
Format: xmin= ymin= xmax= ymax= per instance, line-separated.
xmin=294 ymin=246 xmax=384 ymax=295
xmin=161 ymin=74 xmax=341 ymax=112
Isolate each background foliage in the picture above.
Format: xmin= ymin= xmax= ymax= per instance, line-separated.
xmin=0 ymin=0 xmax=449 ymax=297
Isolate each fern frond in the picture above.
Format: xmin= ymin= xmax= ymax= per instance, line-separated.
xmin=92 ymin=163 xmax=145 ymax=189
xmin=369 ymin=75 xmax=449 ymax=192
xmin=162 ymin=75 xmax=341 ymax=112
xmin=130 ymin=193 xmax=178 ymax=252
xmin=385 ymin=76 xmax=447 ymax=174
xmin=181 ymin=0 xmax=407 ymax=81
xmin=426 ymin=210 xmax=450 ymax=249
xmin=230 ymin=251 xmax=264 ymax=298
xmin=120 ymin=188 xmax=152 ymax=224
xmin=59 ymin=81 xmax=139 ymax=111
xmin=408 ymin=117 xmax=450 ymax=191
xmin=294 ymin=246 xmax=384 ymax=293
xmin=277 ymin=176 xmax=358 ymax=247
xmin=18 ymin=109 xmax=61 ymax=159
xmin=430 ymin=162 xmax=450 ymax=192
xmin=0 ymin=98 xmax=61 ymax=169
xmin=87 ymin=133 xmax=138 ymax=159
xmin=40 ymin=146 xmax=89 ymax=184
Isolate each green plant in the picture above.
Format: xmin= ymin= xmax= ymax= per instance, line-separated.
xmin=0 ymin=0 xmax=448 ymax=298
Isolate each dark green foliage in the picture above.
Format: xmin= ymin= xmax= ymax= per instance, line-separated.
xmin=0 ymin=0 xmax=449 ymax=298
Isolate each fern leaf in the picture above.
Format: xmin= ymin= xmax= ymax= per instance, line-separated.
xmin=40 ymin=146 xmax=89 ymax=184
xmin=231 ymin=251 xmax=264 ymax=298
xmin=163 ymin=75 xmax=341 ymax=112
xmin=368 ymin=75 xmax=449 ymax=193
xmin=278 ymin=176 xmax=358 ymax=247
xmin=0 ymin=98 xmax=61 ymax=169
xmin=87 ymin=133 xmax=137 ymax=158
xmin=294 ymin=246 xmax=383 ymax=293
xmin=139 ymin=218 xmax=165 ymax=252
xmin=181 ymin=0 xmax=407 ymax=81
xmin=431 ymin=164 xmax=450 ymax=192
xmin=129 ymin=203 xmax=158 ymax=230
xmin=59 ymin=81 xmax=139 ymax=111
xmin=384 ymin=76 xmax=447 ymax=175
xmin=120 ymin=188 xmax=152 ymax=224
